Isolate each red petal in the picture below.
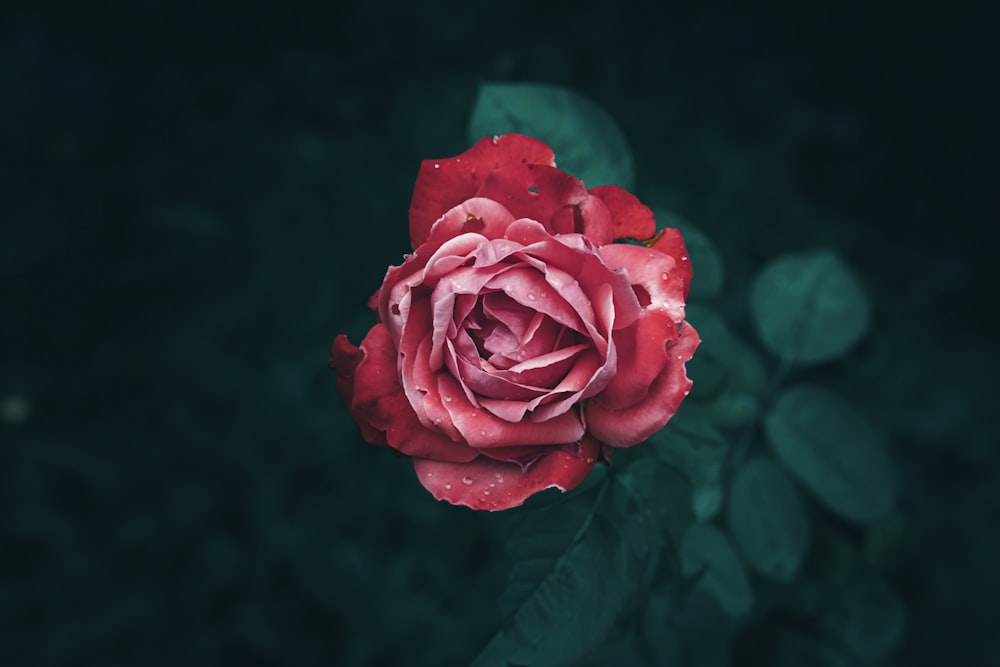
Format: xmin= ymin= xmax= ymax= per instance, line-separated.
xmin=649 ymin=227 xmax=693 ymax=299
xmin=588 ymin=185 xmax=657 ymax=243
xmin=474 ymin=164 xmax=588 ymax=232
xmin=585 ymin=322 xmax=700 ymax=448
xmin=597 ymin=308 xmax=677 ymax=410
xmin=412 ymin=436 xmax=601 ymax=510
xmin=330 ymin=334 xmax=386 ymax=446
xmin=408 ymin=135 xmax=556 ymax=248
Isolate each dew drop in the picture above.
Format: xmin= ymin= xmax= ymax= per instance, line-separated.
xmin=444 ymin=483 xmax=452 ymax=490
xmin=490 ymin=501 xmax=498 ymax=508
xmin=495 ymin=473 xmax=504 ymax=483
xmin=660 ymin=272 xmax=669 ymax=281
xmin=483 ymin=489 xmax=491 ymax=496
xmin=462 ymin=476 xmax=474 ymax=485
xmin=585 ymin=457 xmax=596 ymax=464
xmin=434 ymin=163 xmax=441 ymax=169
xmin=681 ymin=255 xmax=689 ymax=261
xmin=527 ymin=292 xmax=536 ymax=301
xmin=488 ymin=482 xmax=496 ymax=488
xmin=444 ymin=395 xmax=453 ymax=402
xmin=426 ymin=472 xmax=434 ymax=478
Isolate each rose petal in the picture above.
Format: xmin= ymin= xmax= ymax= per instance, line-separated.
xmin=409 ymin=135 xmax=556 ymax=248
xmin=649 ymin=227 xmax=693 ymax=299
xmin=586 ymin=322 xmax=700 ymax=448
xmin=598 ymin=243 xmax=688 ymax=322
xmin=474 ymin=163 xmax=589 ymax=232
xmin=588 ymin=185 xmax=657 ymax=242
xmin=425 ymin=197 xmax=518 ymax=244
xmin=412 ymin=436 xmax=601 ymax=510
xmin=330 ymin=334 xmax=386 ymax=446
xmin=596 ymin=308 xmax=677 ymax=410
xmin=347 ymin=324 xmax=479 ymax=462
xmin=437 ymin=373 xmax=585 ymax=448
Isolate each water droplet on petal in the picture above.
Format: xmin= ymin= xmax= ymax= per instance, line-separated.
xmin=444 ymin=395 xmax=453 ymax=402
xmin=488 ymin=482 xmax=495 ymax=488
xmin=462 ymin=476 xmax=474 ymax=485
xmin=527 ymin=292 xmax=536 ymax=301
xmin=426 ymin=472 xmax=434 ymax=478
xmin=483 ymin=489 xmax=491 ymax=496
xmin=444 ymin=483 xmax=452 ymax=490
xmin=660 ymin=272 xmax=669 ymax=281
xmin=495 ymin=474 xmax=504 ymax=483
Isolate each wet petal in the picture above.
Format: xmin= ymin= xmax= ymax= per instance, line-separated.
xmin=586 ymin=322 xmax=700 ymax=448
xmin=412 ymin=436 xmax=601 ymax=510
xmin=409 ymin=135 xmax=556 ymax=248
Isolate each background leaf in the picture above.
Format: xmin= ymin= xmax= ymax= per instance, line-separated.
xmin=467 ymin=82 xmax=636 ymax=190
xmin=727 ymin=458 xmax=811 ymax=582
xmin=650 ymin=412 xmax=729 ymax=521
xmin=765 ymin=384 xmax=897 ymax=523
xmin=679 ymin=523 xmax=754 ymax=618
xmin=750 ymin=250 xmax=870 ymax=365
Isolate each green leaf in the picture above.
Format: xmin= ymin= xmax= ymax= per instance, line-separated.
xmin=750 ymin=250 xmax=870 ymax=365
xmin=821 ymin=578 xmax=906 ymax=661
xmin=652 ymin=210 xmax=725 ymax=299
xmin=650 ymin=411 xmax=729 ymax=521
xmin=727 ymin=458 xmax=811 ymax=582
xmin=468 ymin=82 xmax=635 ymax=189
xmin=679 ymin=523 xmax=754 ymax=618
xmin=765 ymin=385 xmax=897 ymax=523
xmin=473 ymin=497 xmax=624 ymax=667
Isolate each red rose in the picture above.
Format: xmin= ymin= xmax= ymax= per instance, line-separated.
xmin=331 ymin=134 xmax=699 ymax=510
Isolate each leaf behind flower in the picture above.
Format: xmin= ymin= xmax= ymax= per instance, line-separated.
xmin=468 ymin=82 xmax=635 ymax=190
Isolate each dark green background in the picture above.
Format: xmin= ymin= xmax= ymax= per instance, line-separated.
xmin=2 ymin=1 xmax=995 ymax=665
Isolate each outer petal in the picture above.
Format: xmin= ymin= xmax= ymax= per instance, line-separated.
xmin=596 ymin=308 xmax=677 ymax=411
xmin=586 ymin=322 xmax=700 ymax=448
xmin=330 ymin=334 xmax=386 ymax=446
xmin=474 ymin=164 xmax=589 ymax=233
xmin=649 ymin=227 xmax=693 ymax=299
xmin=599 ymin=243 xmax=687 ymax=323
xmin=588 ymin=185 xmax=657 ymax=243
xmin=348 ymin=324 xmax=479 ymax=463
xmin=408 ymin=135 xmax=556 ymax=248
xmin=412 ymin=436 xmax=601 ymax=510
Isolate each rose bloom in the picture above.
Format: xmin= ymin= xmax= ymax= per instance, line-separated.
xmin=331 ymin=134 xmax=699 ymax=510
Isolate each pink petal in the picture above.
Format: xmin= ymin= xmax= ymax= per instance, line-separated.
xmin=412 ymin=436 xmax=601 ymax=511
xmin=408 ymin=135 xmax=556 ymax=249
xmin=425 ymin=197 xmax=518 ymax=244
xmin=436 ymin=373 xmax=585 ymax=448
xmin=598 ymin=243 xmax=688 ymax=322
xmin=348 ymin=324 xmax=479 ymax=462
xmin=588 ymin=185 xmax=657 ymax=242
xmin=586 ymin=322 xmax=700 ymax=448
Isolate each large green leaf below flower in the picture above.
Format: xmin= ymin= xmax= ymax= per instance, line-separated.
xmin=471 ymin=460 xmax=691 ymax=667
